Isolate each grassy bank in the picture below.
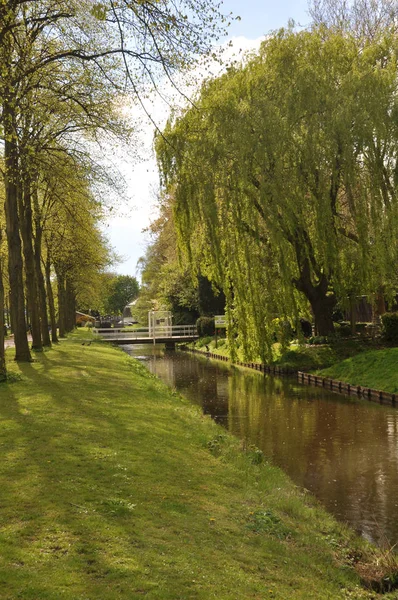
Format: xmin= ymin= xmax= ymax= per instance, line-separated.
xmin=0 ymin=332 xmax=396 ymax=599
xmin=189 ymin=336 xmax=374 ymax=371
xmin=317 ymin=347 xmax=398 ymax=394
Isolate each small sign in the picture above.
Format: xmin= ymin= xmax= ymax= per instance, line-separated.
xmin=215 ymin=315 xmax=227 ymax=328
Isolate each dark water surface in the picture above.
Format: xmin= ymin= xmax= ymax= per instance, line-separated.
xmin=125 ymin=345 xmax=398 ymax=547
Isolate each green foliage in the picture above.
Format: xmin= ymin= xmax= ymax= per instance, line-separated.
xmin=198 ymin=275 xmax=226 ymax=316
xmin=157 ymin=27 xmax=398 ymax=361
xmin=196 ymin=316 xmax=215 ymax=337
xmin=271 ymin=318 xmax=294 ymax=349
xmin=198 ymin=335 xmax=213 ymax=347
xmin=0 ymin=0 xmax=229 ymax=358
xmin=135 ymin=196 xmax=199 ymax=324
xmin=103 ymin=274 xmax=139 ymax=315
xmin=381 ymin=312 xmax=398 ymax=343
xmin=333 ymin=323 xmax=353 ymax=338
xmin=246 ymin=446 xmax=264 ymax=465
xmin=246 ymin=510 xmax=291 ymax=539
xmin=207 ymin=434 xmax=227 ymax=457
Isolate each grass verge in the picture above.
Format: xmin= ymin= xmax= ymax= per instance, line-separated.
xmin=316 ymin=347 xmax=398 ymax=394
xmin=0 ymin=331 xmax=397 ymax=599
xmin=189 ymin=336 xmax=376 ymax=371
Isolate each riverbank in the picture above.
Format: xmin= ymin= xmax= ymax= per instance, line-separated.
xmin=315 ymin=347 xmax=398 ymax=394
xmin=188 ymin=337 xmax=398 ymax=394
xmin=1 ymin=332 xmax=397 ymax=599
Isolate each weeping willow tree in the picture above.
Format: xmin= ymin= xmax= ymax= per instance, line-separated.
xmin=157 ymin=28 xmax=398 ymax=361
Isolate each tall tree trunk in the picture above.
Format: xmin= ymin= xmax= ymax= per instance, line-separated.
xmin=45 ymin=256 xmax=58 ymax=343
xmin=19 ymin=172 xmax=42 ymax=350
xmin=3 ymin=98 xmax=31 ymax=361
xmin=33 ymin=191 xmax=51 ymax=347
xmin=56 ymin=266 xmax=67 ymax=338
xmin=8 ymin=291 xmax=13 ymax=334
xmin=0 ymin=230 xmax=7 ymax=381
xmin=65 ymin=278 xmax=76 ymax=333
xmin=35 ymin=251 xmax=51 ymax=347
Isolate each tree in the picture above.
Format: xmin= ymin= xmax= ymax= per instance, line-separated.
xmin=135 ymin=192 xmax=225 ymax=325
xmin=103 ymin=275 xmax=140 ymax=315
xmin=0 ymin=209 xmax=6 ymax=381
xmin=0 ymin=0 xmax=228 ymax=362
xmin=157 ymin=28 xmax=398 ymax=360
xmin=41 ymin=155 xmax=114 ymax=336
xmin=309 ymin=0 xmax=398 ymax=39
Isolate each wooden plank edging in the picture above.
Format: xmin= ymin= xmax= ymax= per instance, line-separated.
xmin=297 ymin=371 xmax=397 ymax=406
xmin=179 ymin=346 xmax=297 ymax=375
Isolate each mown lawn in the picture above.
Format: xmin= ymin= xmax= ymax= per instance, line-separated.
xmin=0 ymin=332 xmax=396 ymax=599
xmin=317 ymin=347 xmax=398 ymax=394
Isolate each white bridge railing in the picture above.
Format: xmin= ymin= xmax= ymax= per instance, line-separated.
xmin=93 ymin=324 xmax=197 ymax=340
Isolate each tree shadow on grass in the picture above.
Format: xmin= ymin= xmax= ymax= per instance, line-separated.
xmin=0 ymin=348 xmax=237 ymax=599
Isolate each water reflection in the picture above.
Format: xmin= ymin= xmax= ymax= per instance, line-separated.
xmin=128 ymin=345 xmax=398 ymax=546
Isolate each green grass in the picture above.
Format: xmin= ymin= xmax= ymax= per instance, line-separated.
xmin=190 ymin=336 xmax=372 ymax=371
xmin=317 ymin=347 xmax=398 ymax=394
xmin=0 ymin=331 xmax=396 ymax=599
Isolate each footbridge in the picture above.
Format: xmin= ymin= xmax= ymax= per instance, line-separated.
xmin=93 ymin=325 xmax=198 ymax=347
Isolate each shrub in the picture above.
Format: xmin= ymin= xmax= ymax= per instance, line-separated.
xmin=272 ymin=318 xmax=294 ymax=348
xmin=85 ymin=321 xmax=93 ymax=328
xmin=196 ymin=316 xmax=215 ymax=337
xmin=338 ymin=323 xmax=352 ymax=337
xmin=199 ymin=336 xmax=213 ymax=348
xmin=382 ymin=312 xmax=398 ymax=343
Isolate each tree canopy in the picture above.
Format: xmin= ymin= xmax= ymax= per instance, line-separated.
xmin=0 ymin=0 xmax=228 ymax=374
xmin=157 ymin=27 xmax=398 ymax=360
xmin=103 ymin=274 xmax=140 ymax=315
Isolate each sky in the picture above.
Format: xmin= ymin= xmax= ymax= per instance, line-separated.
xmin=105 ymin=0 xmax=310 ymax=279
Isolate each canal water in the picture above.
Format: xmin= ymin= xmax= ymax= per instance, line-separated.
xmin=125 ymin=344 xmax=398 ymax=547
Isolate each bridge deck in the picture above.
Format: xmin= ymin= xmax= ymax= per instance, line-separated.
xmin=93 ymin=326 xmax=198 ymax=345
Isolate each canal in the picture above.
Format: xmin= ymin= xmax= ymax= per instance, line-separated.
xmin=125 ymin=344 xmax=398 ymax=547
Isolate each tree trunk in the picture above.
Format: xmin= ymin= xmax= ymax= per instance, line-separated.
xmin=33 ymin=191 xmax=51 ymax=347
xmin=65 ymin=278 xmax=76 ymax=332
xmin=35 ymin=253 xmax=51 ymax=347
xmin=0 ymin=230 xmax=7 ymax=382
xmin=349 ymin=296 xmax=356 ymax=335
xmin=56 ymin=266 xmax=67 ymax=338
xmin=45 ymin=256 xmax=58 ymax=343
xmin=310 ymin=291 xmax=335 ymax=336
xmin=294 ymin=256 xmax=335 ymax=336
xmin=8 ymin=291 xmax=13 ymax=334
xmin=3 ymin=98 xmax=31 ymax=362
xmin=19 ymin=173 xmax=42 ymax=351
xmin=374 ymin=288 xmax=386 ymax=321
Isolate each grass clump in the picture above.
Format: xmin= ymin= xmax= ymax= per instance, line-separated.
xmin=0 ymin=331 xmax=396 ymax=599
